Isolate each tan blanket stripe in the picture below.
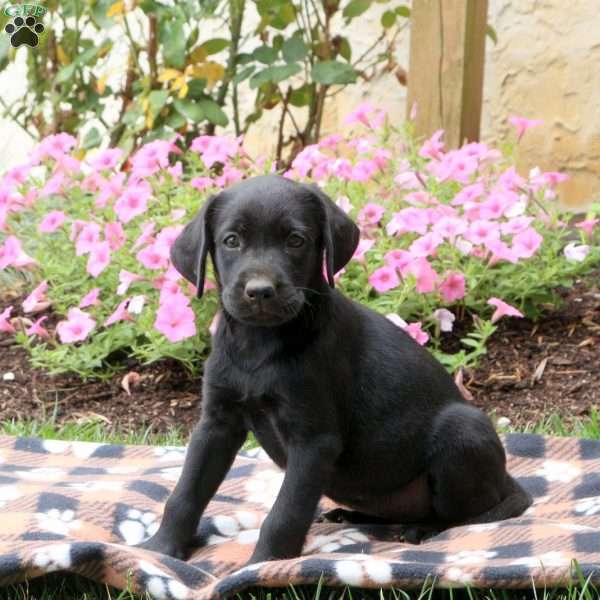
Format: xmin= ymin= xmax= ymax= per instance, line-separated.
xmin=0 ymin=434 xmax=598 ymax=599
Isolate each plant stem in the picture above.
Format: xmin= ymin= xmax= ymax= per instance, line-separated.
xmin=206 ymin=0 xmax=245 ymax=136
xmin=0 ymin=97 xmax=36 ymax=140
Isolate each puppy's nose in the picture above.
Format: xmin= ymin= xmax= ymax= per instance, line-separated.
xmin=244 ymin=278 xmax=276 ymax=301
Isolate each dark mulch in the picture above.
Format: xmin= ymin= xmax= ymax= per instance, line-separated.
xmin=1 ymin=277 xmax=598 ymax=434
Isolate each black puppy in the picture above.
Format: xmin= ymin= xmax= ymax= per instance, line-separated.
xmin=140 ymin=175 xmax=531 ymax=563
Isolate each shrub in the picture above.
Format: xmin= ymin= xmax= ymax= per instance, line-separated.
xmin=0 ymin=106 xmax=598 ymax=379
xmin=0 ymin=0 xmax=409 ymax=164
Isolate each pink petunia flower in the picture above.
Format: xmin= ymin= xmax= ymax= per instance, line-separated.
xmin=132 ymin=222 xmax=156 ymax=251
xmin=95 ymin=172 xmax=126 ymax=208
xmin=75 ymin=223 xmax=102 ymax=256
xmin=79 ymin=288 xmax=102 ymax=308
xmin=465 ymin=220 xmax=500 ymax=246
xmin=114 ymin=185 xmax=151 ymax=223
xmin=487 ymin=298 xmax=524 ymax=324
xmin=105 ymin=299 xmax=134 ymax=326
xmin=511 ymin=227 xmax=543 ymax=259
xmin=136 ymin=243 xmax=169 ymax=270
xmin=0 ymin=236 xmax=36 ymax=270
xmin=575 ymin=219 xmax=598 ymax=238
xmin=38 ymin=210 xmax=66 ymax=233
xmin=386 ymin=208 xmax=429 ymax=237
xmin=191 ymin=135 xmax=241 ymax=169
xmin=154 ymin=225 xmax=184 ymax=256
xmin=433 ymin=216 xmax=468 ymax=241
xmin=509 ymin=116 xmax=543 ymax=140
xmin=105 ymin=222 xmax=126 ymax=251
xmin=87 ymin=241 xmax=111 ymax=278
xmin=407 ymin=258 xmax=438 ymax=293
xmin=352 ymin=239 xmax=375 ymax=263
xmin=433 ymin=308 xmax=455 ymax=332
xmin=439 ymin=273 xmax=466 ymax=303
xmin=369 ymin=266 xmax=400 ymax=293
xmin=350 ymin=160 xmax=378 ymax=182
xmin=358 ymin=203 xmax=385 ymax=225
xmin=117 ymin=270 xmax=145 ymax=295
xmin=89 ymin=148 xmax=123 ymax=171
xmin=0 ymin=306 xmax=15 ymax=333
xmin=154 ymin=300 xmax=196 ymax=343
xmin=191 ymin=177 xmax=214 ymax=191
xmin=336 ymin=196 xmax=353 ymax=214
xmin=384 ymin=249 xmax=414 ymax=275
xmin=25 ymin=316 xmax=49 ymax=339
xmin=56 ymin=308 xmax=96 ymax=343
xmin=23 ymin=281 xmax=50 ymax=313
xmin=419 ymin=129 xmax=445 ymax=160
xmin=501 ymin=216 xmax=534 ymax=236
xmin=344 ymin=103 xmax=386 ymax=129
xmin=409 ymin=232 xmax=443 ymax=258
xmin=404 ymin=322 xmax=429 ymax=345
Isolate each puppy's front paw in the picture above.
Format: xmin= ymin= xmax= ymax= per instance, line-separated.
xmin=137 ymin=534 xmax=189 ymax=560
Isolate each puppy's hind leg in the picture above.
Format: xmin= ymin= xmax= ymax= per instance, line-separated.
xmin=422 ymin=403 xmax=532 ymax=537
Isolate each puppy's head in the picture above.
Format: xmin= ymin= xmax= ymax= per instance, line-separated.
xmin=170 ymin=175 xmax=359 ymax=327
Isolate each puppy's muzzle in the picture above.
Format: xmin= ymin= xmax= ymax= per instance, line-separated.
xmin=244 ymin=278 xmax=276 ymax=302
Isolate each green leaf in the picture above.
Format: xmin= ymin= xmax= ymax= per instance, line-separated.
xmin=338 ymin=37 xmax=351 ymax=61
xmin=249 ymin=63 xmax=302 ymax=89
xmin=256 ymin=0 xmax=296 ymax=29
xmin=165 ymin=111 xmax=186 ymax=129
xmin=486 ymin=24 xmax=498 ymax=45
xmin=173 ymin=98 xmax=204 ymax=122
xmin=381 ymin=10 xmax=396 ymax=28
xmin=201 ymin=38 xmax=230 ymax=55
xmin=289 ymin=84 xmax=312 ymax=107
xmin=90 ymin=0 xmax=115 ymax=28
xmin=232 ymin=65 xmax=256 ymax=84
xmin=395 ymin=5 xmax=410 ymax=17
xmin=282 ymin=37 xmax=307 ymax=63
xmin=197 ymin=98 xmax=228 ymax=126
xmin=253 ymin=45 xmax=279 ymax=65
xmin=81 ymin=127 xmax=101 ymax=150
xmin=272 ymin=35 xmax=284 ymax=51
xmin=160 ymin=19 xmax=186 ymax=69
xmin=148 ymin=90 xmax=169 ymax=118
xmin=186 ymin=79 xmax=207 ymax=99
xmin=312 ymin=60 xmax=357 ymax=85
xmin=55 ymin=63 xmax=77 ymax=85
xmin=343 ymin=0 xmax=371 ymax=19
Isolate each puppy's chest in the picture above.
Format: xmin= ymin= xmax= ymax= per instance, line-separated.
xmin=243 ymin=394 xmax=291 ymax=469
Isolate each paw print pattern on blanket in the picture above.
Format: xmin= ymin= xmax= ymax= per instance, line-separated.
xmin=0 ymin=433 xmax=598 ymax=599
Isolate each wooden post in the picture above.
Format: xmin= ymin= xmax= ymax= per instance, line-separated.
xmin=406 ymin=0 xmax=488 ymax=148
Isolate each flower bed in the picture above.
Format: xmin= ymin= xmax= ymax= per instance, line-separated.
xmin=0 ymin=105 xmax=598 ymax=379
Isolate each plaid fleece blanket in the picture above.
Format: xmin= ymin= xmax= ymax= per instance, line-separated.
xmin=0 ymin=434 xmax=598 ymax=599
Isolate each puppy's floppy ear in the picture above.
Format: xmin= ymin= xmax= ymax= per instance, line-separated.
xmin=170 ymin=194 xmax=219 ymax=298
xmin=306 ymin=184 xmax=360 ymax=287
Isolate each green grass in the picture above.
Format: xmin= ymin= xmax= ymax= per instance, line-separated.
xmin=0 ymin=412 xmax=598 ymax=600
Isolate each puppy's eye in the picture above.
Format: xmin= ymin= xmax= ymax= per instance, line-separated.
xmin=223 ymin=234 xmax=240 ymax=248
xmin=287 ymin=233 xmax=305 ymax=248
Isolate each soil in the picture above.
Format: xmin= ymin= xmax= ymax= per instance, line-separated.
xmin=0 ymin=276 xmax=598 ymax=435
